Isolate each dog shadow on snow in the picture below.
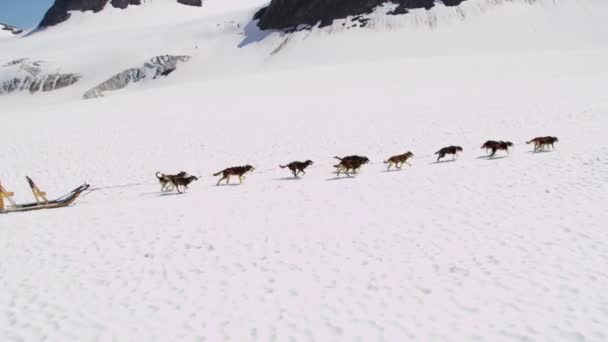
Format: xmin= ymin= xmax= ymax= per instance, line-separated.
xmin=381 ymin=168 xmax=409 ymax=173
xmin=211 ymin=183 xmax=242 ymax=188
xmin=273 ymin=177 xmax=303 ymax=181
xmin=527 ymin=150 xmax=553 ymax=154
xmin=159 ymin=192 xmax=185 ymax=197
xmin=429 ymin=159 xmax=457 ymax=165
xmin=325 ymin=175 xmax=357 ymax=182
xmin=475 ymin=155 xmax=509 ymax=160
xmin=139 ymin=191 xmax=184 ymax=197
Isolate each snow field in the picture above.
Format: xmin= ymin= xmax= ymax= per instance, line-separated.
xmin=1 ymin=0 xmax=608 ymax=340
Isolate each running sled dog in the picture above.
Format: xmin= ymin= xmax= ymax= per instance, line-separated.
xmin=214 ymin=165 xmax=255 ymax=185
xmin=384 ymin=151 xmax=414 ymax=170
xmin=435 ymin=146 xmax=463 ymax=162
xmin=279 ymin=160 xmax=314 ymax=177
xmin=481 ymin=140 xmax=514 ymax=157
xmin=334 ymin=155 xmax=370 ymax=176
xmin=527 ymin=136 xmax=559 ymax=152
xmin=156 ymin=171 xmax=198 ymax=193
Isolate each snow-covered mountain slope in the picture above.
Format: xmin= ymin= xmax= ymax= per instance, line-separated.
xmin=1 ymin=0 xmax=606 ymax=102
xmin=1 ymin=0 xmax=608 ymax=341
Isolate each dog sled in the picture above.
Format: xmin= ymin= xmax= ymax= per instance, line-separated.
xmin=0 ymin=176 xmax=89 ymax=214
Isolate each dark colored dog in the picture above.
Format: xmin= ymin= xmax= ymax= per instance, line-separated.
xmin=435 ymin=146 xmax=463 ymax=162
xmin=481 ymin=140 xmax=513 ymax=157
xmin=334 ymin=155 xmax=370 ymax=176
xmin=527 ymin=136 xmax=558 ymax=152
xmin=280 ymin=160 xmax=314 ymax=177
xmin=171 ymin=175 xmax=199 ymax=193
xmin=156 ymin=171 xmax=187 ymax=192
xmin=481 ymin=140 xmax=499 ymax=153
xmin=384 ymin=151 xmax=414 ymax=170
xmin=526 ymin=137 xmax=543 ymax=150
xmin=213 ymin=165 xmax=255 ymax=185
xmin=538 ymin=136 xmax=558 ymax=151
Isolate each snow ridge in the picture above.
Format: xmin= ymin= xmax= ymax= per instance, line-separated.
xmin=0 ymin=23 xmax=23 ymax=35
xmin=83 ymin=55 xmax=190 ymax=99
xmin=0 ymin=59 xmax=80 ymax=95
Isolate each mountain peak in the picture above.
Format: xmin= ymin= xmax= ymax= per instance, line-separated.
xmin=256 ymin=0 xmax=468 ymax=30
xmin=37 ymin=0 xmax=202 ymax=29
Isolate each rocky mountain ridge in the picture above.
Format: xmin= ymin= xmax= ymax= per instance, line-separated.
xmin=1 ymin=23 xmax=23 ymax=35
xmin=38 ymin=0 xmax=202 ymax=29
xmin=255 ymin=0 xmax=468 ymax=30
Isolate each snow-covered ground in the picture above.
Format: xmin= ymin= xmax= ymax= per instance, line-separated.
xmin=1 ymin=0 xmax=608 ymax=340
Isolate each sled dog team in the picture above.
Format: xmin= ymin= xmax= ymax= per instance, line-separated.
xmin=156 ymin=136 xmax=558 ymax=192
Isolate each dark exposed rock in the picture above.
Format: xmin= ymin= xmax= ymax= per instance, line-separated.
xmin=36 ymin=73 xmax=81 ymax=92
xmin=83 ymin=55 xmax=190 ymax=99
xmin=38 ymin=0 xmax=201 ymax=29
xmin=256 ymin=0 xmax=468 ymax=30
xmin=38 ymin=0 xmax=112 ymax=29
xmin=3 ymin=59 xmax=28 ymax=67
xmin=160 ymin=68 xmax=176 ymax=77
xmin=0 ymin=73 xmax=80 ymax=94
xmin=1 ymin=23 xmax=23 ymax=35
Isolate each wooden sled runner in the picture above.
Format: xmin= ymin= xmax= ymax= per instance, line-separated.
xmin=0 ymin=177 xmax=90 ymax=214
